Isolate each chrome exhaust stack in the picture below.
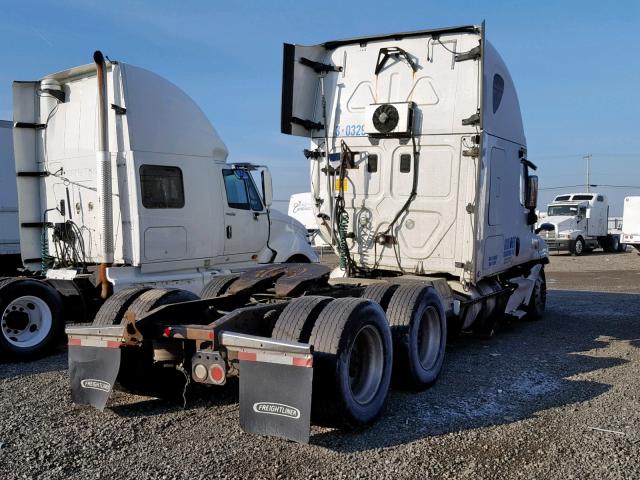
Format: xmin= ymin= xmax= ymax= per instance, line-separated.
xmin=93 ymin=51 xmax=114 ymax=298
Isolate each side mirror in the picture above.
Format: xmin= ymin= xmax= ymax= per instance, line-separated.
xmin=261 ymin=169 xmax=273 ymax=208
xmin=585 ymin=208 xmax=591 ymax=219
xmin=525 ymin=175 xmax=538 ymax=209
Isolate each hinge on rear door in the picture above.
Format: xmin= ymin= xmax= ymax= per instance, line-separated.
xmin=299 ymin=57 xmax=342 ymax=74
xmin=14 ymin=122 xmax=46 ymax=130
xmin=303 ymin=149 xmax=324 ymax=159
xmin=462 ymin=111 xmax=480 ymax=126
xmin=462 ymin=146 xmax=480 ymax=157
xmin=465 ymin=203 xmax=475 ymax=214
xmin=17 ymin=171 xmax=50 ymax=177
xmin=291 ymin=117 xmax=324 ymax=131
xmin=455 ymin=45 xmax=481 ymax=62
xmin=111 ymin=104 xmax=126 ymax=115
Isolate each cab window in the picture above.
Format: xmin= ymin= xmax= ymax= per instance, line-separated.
xmin=140 ymin=165 xmax=185 ymax=209
xmin=222 ymin=169 xmax=263 ymax=211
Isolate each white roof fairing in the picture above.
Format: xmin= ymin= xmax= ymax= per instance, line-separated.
xmin=44 ymin=60 xmax=229 ymax=162
xmin=121 ymin=64 xmax=228 ymax=161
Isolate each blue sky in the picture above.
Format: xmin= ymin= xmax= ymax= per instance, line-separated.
xmin=1 ymin=0 xmax=638 ymax=214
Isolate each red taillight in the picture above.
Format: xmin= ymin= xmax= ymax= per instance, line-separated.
xmin=163 ymin=327 xmax=172 ymax=338
xmin=210 ymin=364 xmax=225 ymax=384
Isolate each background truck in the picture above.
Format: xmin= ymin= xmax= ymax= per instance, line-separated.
xmin=0 ymin=52 xmax=316 ymax=360
xmin=288 ymin=192 xmax=328 ymax=247
xmin=622 ymin=196 xmax=640 ymax=253
xmin=0 ymin=120 xmax=21 ymax=274
xmin=67 ymin=24 xmax=549 ymax=444
xmin=538 ymin=192 xmax=626 ymax=255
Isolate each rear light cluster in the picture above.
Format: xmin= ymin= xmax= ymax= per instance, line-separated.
xmin=191 ymin=351 xmax=226 ymax=385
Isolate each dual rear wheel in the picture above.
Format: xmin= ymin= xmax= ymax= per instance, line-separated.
xmin=271 ymin=284 xmax=448 ymax=428
xmin=94 ymin=287 xmax=199 ymax=398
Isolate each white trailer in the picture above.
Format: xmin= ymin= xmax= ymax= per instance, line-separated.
xmin=0 ymin=52 xmax=316 ymax=360
xmin=538 ymin=192 xmax=625 ymax=255
xmin=622 ymin=196 xmax=640 ymax=253
xmin=67 ymin=24 xmax=550 ymax=443
xmin=0 ymin=120 xmax=21 ymax=273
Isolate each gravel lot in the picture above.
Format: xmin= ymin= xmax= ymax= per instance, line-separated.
xmin=1 ymin=251 xmax=639 ymax=479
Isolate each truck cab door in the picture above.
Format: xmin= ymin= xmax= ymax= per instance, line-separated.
xmin=221 ymin=169 xmax=268 ymax=261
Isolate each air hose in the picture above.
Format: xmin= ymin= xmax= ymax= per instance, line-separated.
xmin=41 ymin=227 xmax=54 ymax=274
xmin=335 ymin=141 xmax=354 ymax=273
xmin=337 ymin=209 xmax=349 ymax=270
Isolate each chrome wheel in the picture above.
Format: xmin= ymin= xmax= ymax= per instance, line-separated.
xmin=2 ymin=295 xmax=53 ymax=348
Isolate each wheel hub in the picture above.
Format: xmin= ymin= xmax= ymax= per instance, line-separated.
xmin=347 ymin=325 xmax=384 ymax=405
xmin=4 ymin=310 xmax=30 ymax=331
xmin=1 ymin=295 xmax=52 ymax=348
xmin=417 ymin=306 xmax=441 ymax=371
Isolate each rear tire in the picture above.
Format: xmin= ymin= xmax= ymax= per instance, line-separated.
xmin=0 ymin=279 xmax=64 ymax=360
xmin=271 ymin=296 xmax=333 ymax=342
xmin=117 ymin=288 xmax=199 ymax=399
xmin=92 ymin=287 xmax=151 ymax=326
xmin=200 ymin=274 xmax=240 ymax=299
xmin=361 ymin=283 xmax=398 ymax=311
xmin=386 ymin=285 xmax=447 ymax=390
xmin=309 ymin=298 xmax=392 ymax=428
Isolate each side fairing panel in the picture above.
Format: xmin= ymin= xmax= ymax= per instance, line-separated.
xmin=281 ymin=43 xmax=326 ymax=136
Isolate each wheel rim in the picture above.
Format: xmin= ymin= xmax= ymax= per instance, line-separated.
xmin=347 ymin=324 xmax=384 ymax=405
xmin=575 ymin=240 xmax=583 ymax=254
xmin=1 ymin=296 xmax=52 ymax=348
xmin=417 ymin=306 xmax=442 ymax=371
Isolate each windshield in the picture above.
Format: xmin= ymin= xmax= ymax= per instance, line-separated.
xmin=548 ymin=205 xmax=579 ymax=216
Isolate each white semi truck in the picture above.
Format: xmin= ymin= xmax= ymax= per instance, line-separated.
xmin=622 ymin=196 xmax=640 ymax=253
xmin=0 ymin=120 xmax=21 ymax=274
xmin=538 ymin=192 xmax=625 ymax=255
xmin=67 ymin=24 xmax=549 ymax=443
xmin=288 ymin=192 xmax=328 ymax=247
xmin=0 ymin=52 xmax=316 ymax=360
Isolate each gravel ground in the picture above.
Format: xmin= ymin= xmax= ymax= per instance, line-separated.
xmin=1 ymin=252 xmax=639 ymax=479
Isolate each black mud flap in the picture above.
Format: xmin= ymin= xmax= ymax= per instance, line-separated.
xmin=239 ymin=360 xmax=313 ymax=443
xmin=68 ymin=345 xmax=121 ymax=410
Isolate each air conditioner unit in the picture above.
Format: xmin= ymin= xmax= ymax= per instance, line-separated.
xmin=364 ymin=102 xmax=414 ymax=136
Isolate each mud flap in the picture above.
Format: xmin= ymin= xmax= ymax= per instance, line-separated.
xmin=68 ymin=345 xmax=121 ymax=410
xmin=239 ymin=360 xmax=313 ymax=443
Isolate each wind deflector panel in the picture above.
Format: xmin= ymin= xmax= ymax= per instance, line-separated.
xmin=281 ymin=43 xmax=327 ymax=137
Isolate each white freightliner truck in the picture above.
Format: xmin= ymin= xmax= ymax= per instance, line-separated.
xmin=66 ymin=25 xmax=549 ymax=444
xmin=622 ymin=196 xmax=640 ymax=253
xmin=538 ymin=192 xmax=625 ymax=255
xmin=0 ymin=120 xmax=21 ymax=274
xmin=0 ymin=53 xmax=316 ymax=360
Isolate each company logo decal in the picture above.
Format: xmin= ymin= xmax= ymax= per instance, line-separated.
xmin=80 ymin=379 xmax=112 ymax=393
xmin=253 ymin=402 xmax=301 ymax=419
